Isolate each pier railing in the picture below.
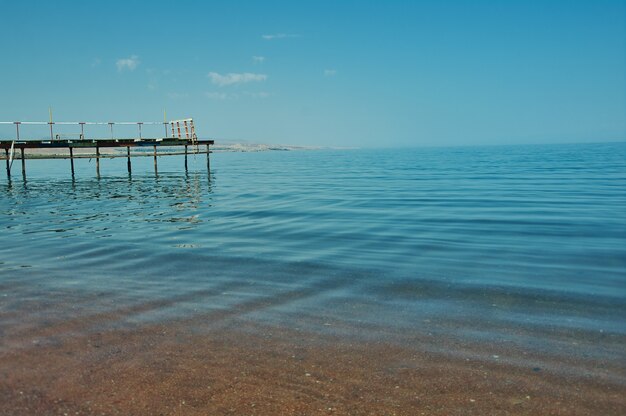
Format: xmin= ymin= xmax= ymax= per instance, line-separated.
xmin=0 ymin=119 xmax=198 ymax=142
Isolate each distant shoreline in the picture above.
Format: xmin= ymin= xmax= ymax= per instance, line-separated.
xmin=211 ymin=142 xmax=321 ymax=152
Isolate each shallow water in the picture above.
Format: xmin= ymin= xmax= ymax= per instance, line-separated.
xmin=1 ymin=142 xmax=625 ymax=378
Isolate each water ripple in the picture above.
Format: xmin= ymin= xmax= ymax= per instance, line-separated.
xmin=1 ymin=142 xmax=625 ymax=373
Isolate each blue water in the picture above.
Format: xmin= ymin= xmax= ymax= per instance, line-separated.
xmin=1 ymin=142 xmax=625 ymax=377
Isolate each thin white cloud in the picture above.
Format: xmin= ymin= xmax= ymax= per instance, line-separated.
xmin=252 ymin=56 xmax=266 ymax=64
xmin=116 ymin=55 xmax=140 ymax=72
xmin=205 ymin=91 xmax=231 ymax=100
xmin=324 ymin=69 xmax=337 ymax=77
xmin=167 ymin=92 xmax=189 ymax=99
xmin=244 ymin=91 xmax=271 ymax=99
xmin=208 ymin=72 xmax=267 ymax=87
xmin=91 ymin=58 xmax=101 ymax=67
xmin=206 ymin=91 xmax=270 ymax=100
xmin=262 ymin=33 xmax=300 ymax=40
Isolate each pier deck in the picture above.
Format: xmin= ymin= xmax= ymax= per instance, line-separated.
xmin=1 ymin=118 xmax=213 ymax=179
xmin=1 ymin=138 xmax=213 ymax=179
xmin=0 ymin=137 xmax=214 ymax=150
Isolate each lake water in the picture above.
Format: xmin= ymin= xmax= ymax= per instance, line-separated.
xmin=1 ymin=142 xmax=625 ymax=380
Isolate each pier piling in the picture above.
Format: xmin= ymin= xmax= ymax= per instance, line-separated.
xmin=96 ymin=144 xmax=100 ymax=177
xmin=127 ymin=147 xmax=132 ymax=174
xmin=69 ymin=147 xmax=75 ymax=177
xmin=21 ymin=148 xmax=25 ymax=178
xmin=153 ymin=145 xmax=158 ymax=174
xmin=206 ymin=144 xmax=211 ymax=173
xmin=4 ymin=148 xmax=9 ymax=178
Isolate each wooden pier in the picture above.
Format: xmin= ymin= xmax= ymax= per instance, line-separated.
xmin=0 ymin=118 xmax=213 ymax=180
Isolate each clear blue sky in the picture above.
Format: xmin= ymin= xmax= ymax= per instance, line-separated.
xmin=1 ymin=0 xmax=624 ymax=147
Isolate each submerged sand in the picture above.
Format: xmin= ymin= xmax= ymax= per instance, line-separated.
xmin=1 ymin=314 xmax=624 ymax=416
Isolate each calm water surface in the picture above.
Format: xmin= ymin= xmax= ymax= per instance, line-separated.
xmin=1 ymin=143 xmax=625 ymax=377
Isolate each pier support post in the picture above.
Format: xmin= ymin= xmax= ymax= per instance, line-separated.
xmin=153 ymin=145 xmax=158 ymax=174
xmin=69 ymin=147 xmax=75 ymax=177
xmin=4 ymin=148 xmax=9 ymax=178
xmin=20 ymin=148 xmax=25 ymax=179
xmin=96 ymin=143 xmax=100 ymax=177
xmin=206 ymin=144 xmax=211 ymax=174
xmin=184 ymin=145 xmax=188 ymax=171
xmin=127 ymin=147 xmax=132 ymax=174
